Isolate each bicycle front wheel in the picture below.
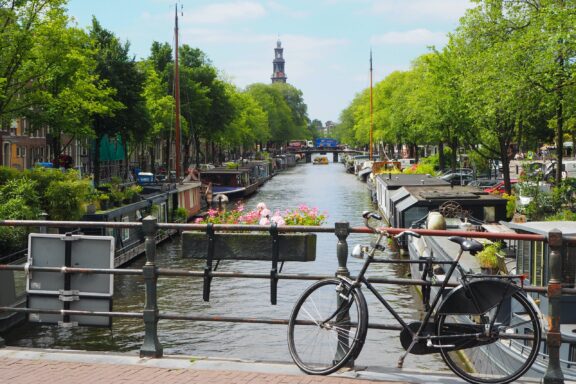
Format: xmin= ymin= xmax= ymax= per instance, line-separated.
xmin=287 ymin=278 xmax=368 ymax=375
xmin=437 ymin=290 xmax=541 ymax=384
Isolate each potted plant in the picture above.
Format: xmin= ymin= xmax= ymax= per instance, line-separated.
xmin=477 ymin=242 xmax=501 ymax=274
xmin=98 ymin=193 xmax=110 ymax=210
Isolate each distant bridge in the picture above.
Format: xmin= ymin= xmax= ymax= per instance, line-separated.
xmin=288 ymin=148 xmax=365 ymax=163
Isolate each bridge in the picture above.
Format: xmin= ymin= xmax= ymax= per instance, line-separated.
xmin=288 ymin=148 xmax=365 ymax=163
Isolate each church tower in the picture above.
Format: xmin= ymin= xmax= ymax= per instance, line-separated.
xmin=271 ymin=39 xmax=287 ymax=83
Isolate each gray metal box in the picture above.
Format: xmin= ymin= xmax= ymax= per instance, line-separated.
xmin=27 ymin=234 xmax=115 ymax=297
xmin=28 ymin=294 xmax=112 ymax=327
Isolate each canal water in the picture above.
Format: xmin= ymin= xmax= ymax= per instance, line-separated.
xmin=4 ymin=158 xmax=446 ymax=371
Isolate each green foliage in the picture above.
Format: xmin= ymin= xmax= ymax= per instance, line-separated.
xmin=0 ymin=166 xmax=22 ymax=185
xmin=44 ymin=179 xmax=91 ymax=220
xmin=551 ymin=178 xmax=576 ymax=211
xmin=545 ymin=210 xmax=576 ymax=221
xmin=0 ymin=178 xmax=42 ymax=253
xmin=403 ymin=163 xmax=436 ymax=175
xmin=501 ymin=193 xmax=516 ymax=220
xmin=174 ymin=207 xmax=188 ymax=222
xmin=477 ymin=242 xmax=501 ymax=270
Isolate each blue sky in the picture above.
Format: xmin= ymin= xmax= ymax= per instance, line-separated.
xmin=65 ymin=0 xmax=474 ymax=124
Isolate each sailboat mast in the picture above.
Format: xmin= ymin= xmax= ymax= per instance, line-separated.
xmin=369 ymin=50 xmax=374 ymax=161
xmin=174 ymin=3 xmax=181 ymax=180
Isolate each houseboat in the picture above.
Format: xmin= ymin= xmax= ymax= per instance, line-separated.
xmin=404 ymin=210 xmax=575 ymax=380
xmin=82 ymin=187 xmax=177 ymax=267
xmin=374 ymin=173 xmax=450 ymax=225
xmin=199 ymin=168 xmax=258 ymax=199
xmin=502 ymin=221 xmax=576 ymax=380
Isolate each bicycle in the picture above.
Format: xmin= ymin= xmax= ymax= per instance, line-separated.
xmin=287 ymin=212 xmax=542 ymax=384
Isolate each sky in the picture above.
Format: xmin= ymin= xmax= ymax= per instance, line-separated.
xmin=65 ymin=0 xmax=475 ymax=125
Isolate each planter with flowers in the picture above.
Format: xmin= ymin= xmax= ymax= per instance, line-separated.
xmin=181 ymin=202 xmax=327 ymax=262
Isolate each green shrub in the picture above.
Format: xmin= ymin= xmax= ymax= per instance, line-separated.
xmin=45 ymin=179 xmax=91 ymax=220
xmin=175 ymin=207 xmax=188 ymax=222
xmin=0 ymin=166 xmax=22 ymax=186
xmin=545 ymin=210 xmax=576 ymax=221
xmin=477 ymin=242 xmax=501 ymax=269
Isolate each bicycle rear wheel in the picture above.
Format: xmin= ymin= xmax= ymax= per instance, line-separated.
xmin=287 ymin=278 xmax=368 ymax=375
xmin=436 ymin=290 xmax=541 ymax=384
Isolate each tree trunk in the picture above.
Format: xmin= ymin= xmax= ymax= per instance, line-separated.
xmin=438 ymin=141 xmax=446 ymax=171
xmin=449 ymin=137 xmax=458 ymax=172
xmin=194 ymin=133 xmax=201 ymax=168
xmin=556 ymin=90 xmax=564 ymax=184
xmin=94 ymin=135 xmax=102 ymax=186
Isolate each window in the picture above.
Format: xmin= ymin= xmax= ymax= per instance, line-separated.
xmin=568 ymin=343 xmax=576 ymax=368
xmin=121 ymin=216 xmax=130 ymax=242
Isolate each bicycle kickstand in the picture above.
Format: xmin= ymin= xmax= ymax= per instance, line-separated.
xmin=397 ymin=340 xmax=417 ymax=368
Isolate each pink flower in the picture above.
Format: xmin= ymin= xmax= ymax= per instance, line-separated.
xmin=271 ymin=215 xmax=285 ymax=226
xmin=256 ymin=202 xmax=267 ymax=211
xmin=260 ymin=208 xmax=271 ymax=218
xmin=259 ymin=217 xmax=270 ymax=225
xmin=236 ymin=204 xmax=245 ymax=212
xmin=194 ymin=217 xmax=203 ymax=223
xmin=208 ymin=209 xmax=218 ymax=217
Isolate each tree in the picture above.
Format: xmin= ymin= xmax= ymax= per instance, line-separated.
xmin=0 ymin=0 xmax=68 ymax=122
xmin=88 ymin=18 xmax=147 ymax=184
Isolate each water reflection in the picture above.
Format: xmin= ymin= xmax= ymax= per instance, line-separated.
xmin=3 ymin=160 xmax=445 ymax=371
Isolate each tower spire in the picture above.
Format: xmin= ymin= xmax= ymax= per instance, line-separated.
xmin=271 ymin=39 xmax=287 ymax=83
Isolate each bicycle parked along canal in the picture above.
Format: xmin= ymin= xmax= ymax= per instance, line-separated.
xmin=287 ymin=211 xmax=542 ymax=384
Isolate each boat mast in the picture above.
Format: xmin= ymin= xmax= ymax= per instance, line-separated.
xmin=369 ymin=49 xmax=374 ymax=161
xmin=174 ymin=3 xmax=181 ymax=180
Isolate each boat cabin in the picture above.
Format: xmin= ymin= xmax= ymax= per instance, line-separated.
xmin=200 ymin=168 xmax=258 ymax=198
xmin=374 ymin=174 xmax=450 ymax=223
xmin=390 ymin=185 xmax=507 ymax=229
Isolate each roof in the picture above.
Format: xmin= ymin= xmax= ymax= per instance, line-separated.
xmin=503 ymin=221 xmax=576 ymax=236
xmin=400 ymin=185 xmax=506 ymax=204
xmin=375 ymin=174 xmax=450 ymax=188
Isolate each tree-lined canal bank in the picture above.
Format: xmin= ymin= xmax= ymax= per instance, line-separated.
xmin=2 ymin=161 xmax=446 ymax=371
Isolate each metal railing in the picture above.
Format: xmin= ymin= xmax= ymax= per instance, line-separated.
xmin=0 ymin=218 xmax=574 ymax=383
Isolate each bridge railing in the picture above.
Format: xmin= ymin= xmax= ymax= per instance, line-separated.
xmin=0 ymin=218 xmax=573 ymax=383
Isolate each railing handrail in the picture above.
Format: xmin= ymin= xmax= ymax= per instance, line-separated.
xmin=0 ymin=217 xmax=570 ymax=383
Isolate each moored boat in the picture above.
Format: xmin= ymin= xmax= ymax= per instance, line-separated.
xmin=200 ymin=168 xmax=258 ymax=199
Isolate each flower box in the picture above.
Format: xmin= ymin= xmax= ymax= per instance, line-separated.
xmin=181 ymin=232 xmax=316 ymax=262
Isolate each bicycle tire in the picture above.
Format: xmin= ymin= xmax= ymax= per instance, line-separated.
xmin=436 ymin=290 xmax=541 ymax=384
xmin=287 ymin=278 xmax=368 ymax=375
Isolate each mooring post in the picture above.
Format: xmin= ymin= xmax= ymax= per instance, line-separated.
xmin=140 ymin=216 xmax=163 ymax=358
xmin=543 ymin=229 xmax=564 ymax=384
xmin=333 ymin=151 xmax=339 ymax=163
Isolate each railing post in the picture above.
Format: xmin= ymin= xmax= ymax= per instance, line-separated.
xmin=543 ymin=229 xmax=564 ymax=384
xmin=335 ymin=222 xmax=350 ymax=277
xmin=334 ymin=222 xmax=353 ymax=367
xmin=140 ymin=216 xmax=163 ymax=358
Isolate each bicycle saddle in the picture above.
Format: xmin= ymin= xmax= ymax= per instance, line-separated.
xmin=448 ymin=236 xmax=484 ymax=255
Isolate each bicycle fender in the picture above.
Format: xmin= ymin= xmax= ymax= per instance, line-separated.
xmin=437 ymin=279 xmax=521 ymax=315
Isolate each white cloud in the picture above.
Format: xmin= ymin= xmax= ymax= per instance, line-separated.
xmin=371 ymin=29 xmax=447 ymax=46
xmin=185 ymin=1 xmax=266 ymax=24
xmin=370 ymin=0 xmax=474 ymax=22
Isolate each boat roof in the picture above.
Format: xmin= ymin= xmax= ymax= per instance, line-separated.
xmin=503 ymin=221 xmax=576 ymax=236
xmin=200 ymin=168 xmax=248 ymax=174
xmin=375 ymin=174 xmax=450 ymax=187
xmin=400 ymin=185 xmax=506 ymax=203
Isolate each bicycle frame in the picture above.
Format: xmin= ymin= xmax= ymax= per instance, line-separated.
xmin=345 ymin=229 xmax=525 ymax=364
